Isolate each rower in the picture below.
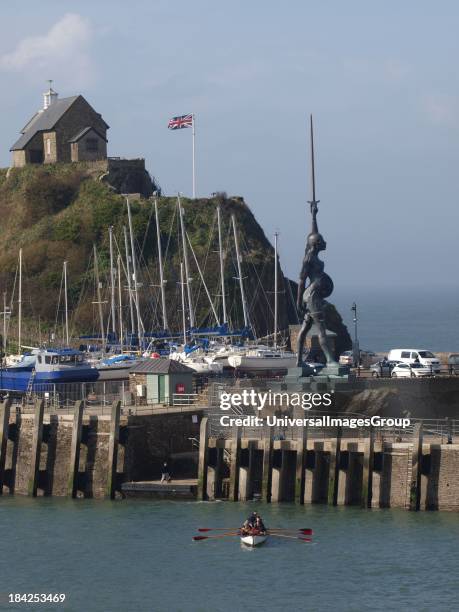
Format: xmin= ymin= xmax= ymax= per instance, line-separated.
xmin=254 ymin=516 xmax=266 ymax=534
xmin=246 ymin=511 xmax=258 ymax=528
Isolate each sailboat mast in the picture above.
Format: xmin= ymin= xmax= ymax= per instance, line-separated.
xmin=63 ymin=260 xmax=69 ymax=346
xmin=274 ymin=232 xmax=278 ymax=349
xmin=117 ymin=254 xmax=124 ymax=352
xmin=93 ymin=245 xmax=105 ymax=351
xmin=123 ymin=226 xmax=135 ymax=337
xmin=109 ymin=226 xmax=116 ymax=336
xmin=18 ymin=248 xmax=22 ymax=353
xmin=178 ymin=197 xmax=195 ymax=328
xmin=231 ymin=215 xmax=249 ymax=329
xmin=154 ymin=198 xmax=168 ymax=331
xmin=217 ymin=204 xmax=227 ymax=325
xmin=180 ymin=262 xmax=187 ymax=345
xmin=3 ymin=292 xmax=7 ymax=355
xmin=126 ymin=198 xmax=143 ymax=347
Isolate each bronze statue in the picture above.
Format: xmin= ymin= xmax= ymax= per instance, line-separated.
xmin=296 ymin=117 xmax=338 ymax=367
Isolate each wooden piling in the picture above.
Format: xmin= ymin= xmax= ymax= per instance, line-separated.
xmin=228 ymin=426 xmax=241 ymax=501
xmin=0 ymin=399 xmax=12 ymax=494
xmin=67 ymin=400 xmax=84 ymax=498
xmin=409 ymin=423 xmax=423 ymax=511
xmin=295 ymin=425 xmax=307 ymax=504
xmin=28 ymin=399 xmax=44 ymax=497
xmin=106 ymin=400 xmax=121 ymax=499
xmin=361 ymin=427 xmax=374 ymax=508
xmin=261 ymin=428 xmax=274 ymax=503
xmin=197 ymin=417 xmax=209 ymax=500
xmin=328 ymin=426 xmax=342 ymax=505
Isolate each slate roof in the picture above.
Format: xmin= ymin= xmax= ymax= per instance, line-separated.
xmin=11 ymin=96 xmax=80 ymax=150
xmin=129 ymin=359 xmax=195 ymax=375
xmin=69 ymin=126 xmax=107 ymax=143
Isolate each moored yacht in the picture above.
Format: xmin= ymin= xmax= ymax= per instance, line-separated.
xmin=227 ymin=347 xmax=296 ymax=372
xmin=0 ymin=348 xmax=98 ymax=392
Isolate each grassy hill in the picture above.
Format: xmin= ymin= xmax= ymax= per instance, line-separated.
xmin=0 ymin=163 xmax=291 ymax=347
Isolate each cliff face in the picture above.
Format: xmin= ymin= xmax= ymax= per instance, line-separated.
xmin=0 ymin=165 xmax=297 ymax=345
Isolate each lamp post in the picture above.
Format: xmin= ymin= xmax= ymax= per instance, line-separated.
xmin=351 ymin=302 xmax=359 ymax=367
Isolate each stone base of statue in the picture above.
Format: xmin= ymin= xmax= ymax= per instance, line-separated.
xmin=320 ymin=362 xmax=350 ymax=377
xmin=285 ymin=362 xmax=350 ymax=385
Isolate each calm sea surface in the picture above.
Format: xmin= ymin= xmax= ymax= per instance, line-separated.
xmin=333 ymin=286 xmax=459 ymax=353
xmin=0 ymin=497 xmax=457 ymax=612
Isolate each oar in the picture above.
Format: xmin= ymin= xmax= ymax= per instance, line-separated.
xmin=198 ymin=527 xmax=312 ymax=534
xmin=270 ymin=528 xmax=313 ymax=535
xmin=193 ymin=533 xmax=239 ymax=541
xmin=268 ymin=533 xmax=312 ymax=542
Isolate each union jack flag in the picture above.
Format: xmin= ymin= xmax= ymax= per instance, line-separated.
xmin=168 ymin=114 xmax=193 ymax=130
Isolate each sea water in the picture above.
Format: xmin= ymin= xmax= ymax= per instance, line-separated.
xmin=333 ymin=286 xmax=459 ymax=353
xmin=0 ymin=497 xmax=457 ymax=612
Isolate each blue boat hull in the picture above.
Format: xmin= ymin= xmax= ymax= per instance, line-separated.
xmin=0 ymin=367 xmax=99 ymax=392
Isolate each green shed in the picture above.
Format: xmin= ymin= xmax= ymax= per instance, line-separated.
xmin=128 ymin=359 xmax=195 ymax=405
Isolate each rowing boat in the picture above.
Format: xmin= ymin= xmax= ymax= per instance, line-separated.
xmin=240 ymin=532 xmax=268 ymax=547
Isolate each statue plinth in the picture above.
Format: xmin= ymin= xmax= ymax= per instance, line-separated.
xmin=320 ymin=363 xmax=350 ymax=377
xmin=285 ymin=363 xmax=350 ymax=385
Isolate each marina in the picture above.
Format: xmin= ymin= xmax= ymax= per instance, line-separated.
xmin=1 ymin=3 xmax=459 ymax=609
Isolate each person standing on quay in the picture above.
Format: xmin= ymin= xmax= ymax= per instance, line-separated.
xmin=161 ymin=461 xmax=171 ymax=483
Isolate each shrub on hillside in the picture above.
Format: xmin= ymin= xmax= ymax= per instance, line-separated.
xmin=22 ymin=169 xmax=83 ymax=226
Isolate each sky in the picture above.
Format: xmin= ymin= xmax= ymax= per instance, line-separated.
xmin=1 ymin=0 xmax=459 ymax=296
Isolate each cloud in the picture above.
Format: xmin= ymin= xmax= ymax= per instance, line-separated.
xmin=383 ymin=59 xmax=410 ymax=82
xmin=420 ymin=93 xmax=458 ymax=127
xmin=0 ymin=13 xmax=94 ymax=87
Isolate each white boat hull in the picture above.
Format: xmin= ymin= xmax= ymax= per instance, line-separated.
xmin=228 ymin=355 xmax=296 ymax=371
xmin=240 ymin=534 xmax=268 ymax=547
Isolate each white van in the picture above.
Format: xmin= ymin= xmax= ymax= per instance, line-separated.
xmin=387 ymin=349 xmax=441 ymax=373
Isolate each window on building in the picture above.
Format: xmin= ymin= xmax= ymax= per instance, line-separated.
xmin=46 ymin=139 xmax=51 ymax=155
xmin=86 ymin=138 xmax=99 ymax=152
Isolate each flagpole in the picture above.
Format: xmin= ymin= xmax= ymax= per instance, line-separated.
xmin=192 ymin=113 xmax=196 ymax=199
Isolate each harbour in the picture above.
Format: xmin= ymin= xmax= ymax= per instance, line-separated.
xmin=1 ymin=4 xmax=459 ymax=610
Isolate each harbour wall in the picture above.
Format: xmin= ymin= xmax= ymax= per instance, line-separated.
xmin=197 ymin=418 xmax=459 ymax=511
xmin=1 ymin=398 xmax=458 ymax=511
xmin=0 ymin=400 xmax=202 ymax=498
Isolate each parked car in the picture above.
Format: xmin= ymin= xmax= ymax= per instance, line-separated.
xmin=387 ymin=349 xmax=441 ymax=373
xmin=370 ymin=360 xmax=399 ymax=378
xmin=448 ymin=354 xmax=459 ymax=375
xmin=391 ymin=363 xmax=433 ymax=378
xmin=339 ymin=351 xmax=354 ymax=365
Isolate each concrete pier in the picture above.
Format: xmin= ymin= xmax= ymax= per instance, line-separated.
xmin=67 ymin=400 xmax=84 ymax=498
xmin=228 ymin=426 xmax=241 ymax=501
xmin=295 ymin=425 xmax=307 ymax=504
xmin=409 ymin=423 xmax=423 ymax=511
xmin=0 ymin=399 xmax=11 ymax=494
xmin=261 ymin=428 xmax=273 ymax=502
xmin=106 ymin=400 xmax=121 ymax=499
xmin=197 ymin=417 xmax=209 ymax=500
xmin=0 ymin=400 xmax=457 ymax=511
xmin=328 ymin=427 xmax=342 ymax=506
xmin=28 ymin=400 xmax=44 ymax=497
xmin=239 ymin=441 xmax=256 ymax=501
xmin=361 ymin=427 xmax=374 ymax=508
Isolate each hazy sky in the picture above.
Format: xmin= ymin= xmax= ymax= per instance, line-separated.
xmin=1 ymin=1 xmax=458 ymax=292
